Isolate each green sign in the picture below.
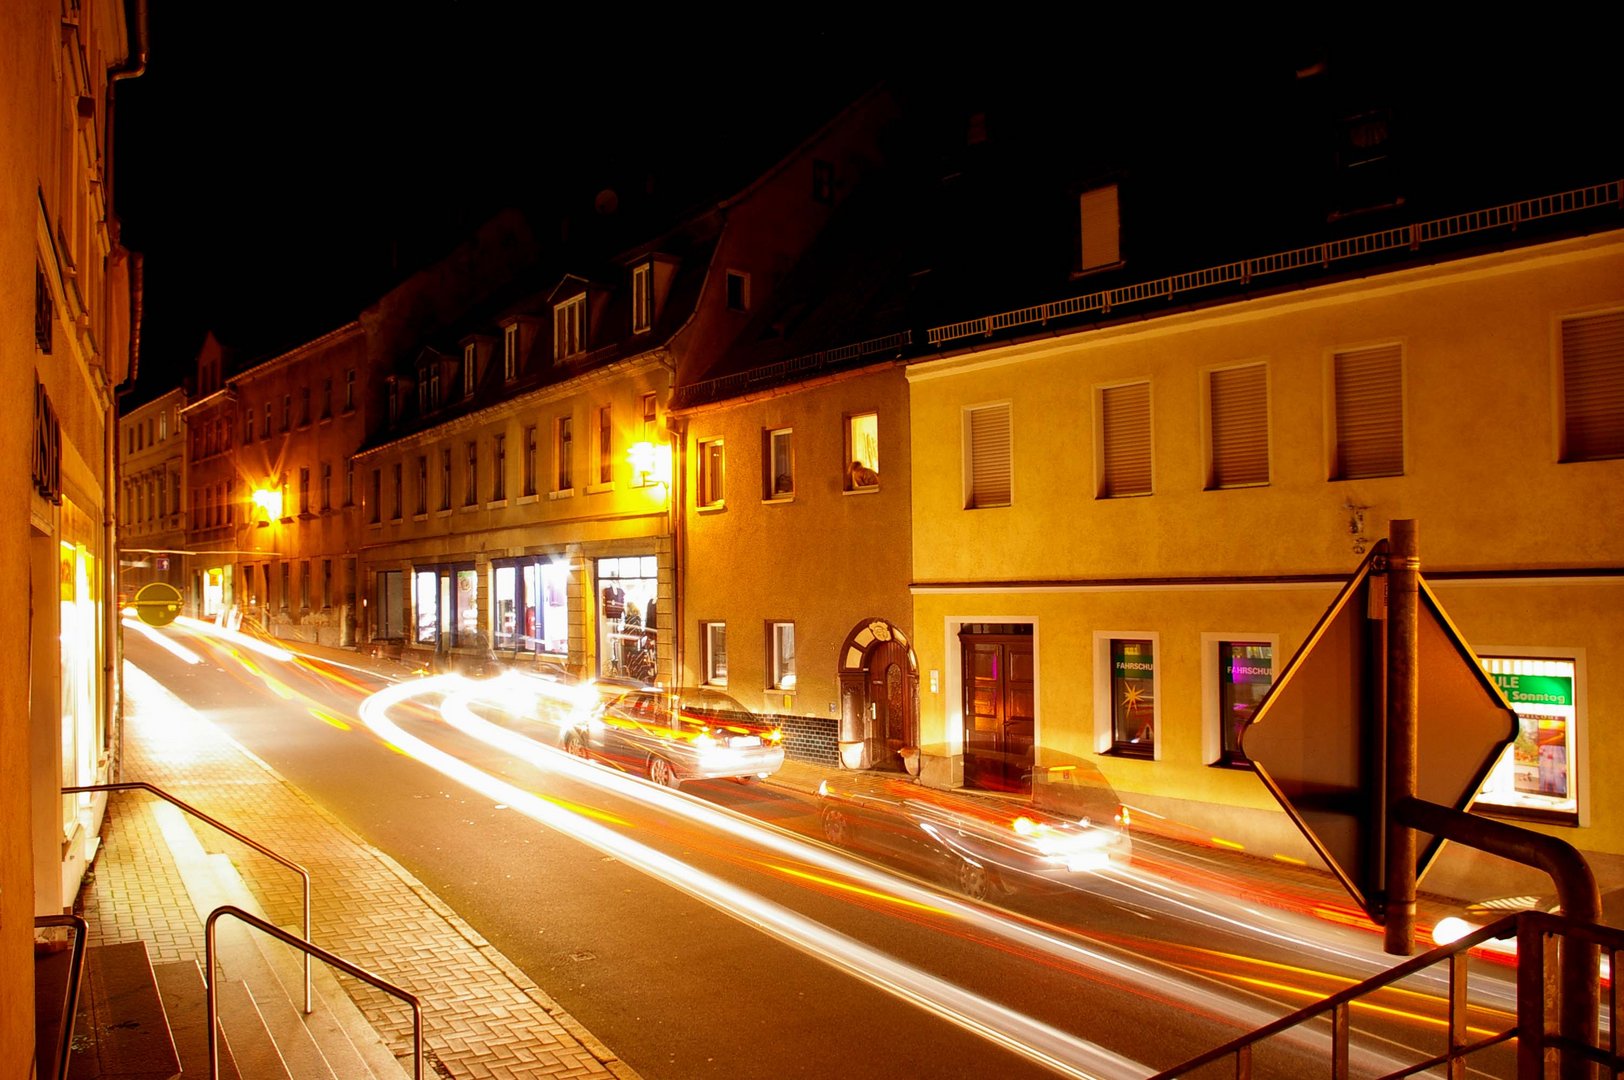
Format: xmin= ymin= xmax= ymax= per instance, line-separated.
xmin=1489 ymin=672 xmax=1571 ymax=708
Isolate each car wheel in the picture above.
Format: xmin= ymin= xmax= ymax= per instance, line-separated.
xmin=563 ymin=730 xmax=589 ymax=759
xmin=647 ymin=756 xmax=680 ymax=789
xmin=956 ymin=859 xmax=995 ymax=901
xmin=821 ymin=806 xmax=852 ymax=846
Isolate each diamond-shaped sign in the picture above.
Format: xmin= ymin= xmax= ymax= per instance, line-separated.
xmin=1241 ymin=551 xmax=1517 ymax=919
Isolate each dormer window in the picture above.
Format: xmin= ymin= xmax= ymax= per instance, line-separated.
xmin=631 ymin=264 xmax=653 ymax=334
xmin=1077 ymin=183 xmax=1122 ymax=276
xmin=387 ymin=381 xmax=399 ymax=424
xmin=554 ymin=295 xmax=586 ymax=360
xmin=725 ymin=271 xmax=750 ymax=313
xmin=504 ymin=323 xmax=520 ymax=381
xmin=418 ymin=364 xmax=441 ymax=412
xmin=463 ymin=343 xmax=477 ymax=397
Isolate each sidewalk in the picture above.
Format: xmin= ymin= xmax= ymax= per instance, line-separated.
xmin=81 ymin=654 xmax=644 ymax=1080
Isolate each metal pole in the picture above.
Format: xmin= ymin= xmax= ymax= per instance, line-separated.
xmin=1383 ymin=519 xmax=1419 ymax=955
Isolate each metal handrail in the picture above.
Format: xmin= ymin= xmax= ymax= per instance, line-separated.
xmin=1150 ymin=910 xmax=1624 ymax=1079
xmin=35 ymin=913 xmax=88 ymax=1080
xmin=64 ymin=781 xmax=311 ymax=1012
xmin=206 ymin=904 xmax=422 ymax=1080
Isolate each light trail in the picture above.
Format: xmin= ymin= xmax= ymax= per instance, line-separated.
xmin=173 ymin=615 xmax=293 ymax=661
xmin=122 ymin=617 xmax=202 ymax=664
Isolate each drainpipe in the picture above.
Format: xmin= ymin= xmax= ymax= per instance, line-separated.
xmin=667 ymin=412 xmax=688 ymax=693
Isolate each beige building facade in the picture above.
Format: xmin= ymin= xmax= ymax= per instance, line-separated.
xmin=117 ymin=387 xmax=187 ymax=600
xmin=907 ymin=224 xmax=1624 ymax=897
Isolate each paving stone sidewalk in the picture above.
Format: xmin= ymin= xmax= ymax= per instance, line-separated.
xmin=79 ymin=662 xmax=642 ymax=1080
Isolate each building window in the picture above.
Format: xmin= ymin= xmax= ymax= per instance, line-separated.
xmin=1559 ymin=310 xmax=1624 ymax=463
xmin=264 ymin=402 xmax=272 ymax=439
xmin=344 ymin=368 xmax=356 ymax=411
xmin=1475 ymin=654 xmax=1580 ymax=824
xmin=725 ymin=270 xmax=749 ymax=312
xmin=492 ymin=433 xmax=507 ymax=500
xmin=427 ymin=366 xmax=441 ymax=410
xmin=369 ymin=469 xmax=381 ymax=524
xmin=298 ymin=467 xmax=311 ymax=515
xmin=965 ymin=403 xmax=1012 ymax=508
xmin=320 ymin=462 xmax=332 ymax=510
xmin=765 ymin=428 xmax=793 ymax=499
xmin=344 ymin=460 xmax=354 ymax=507
xmin=697 ymin=438 xmax=725 ymax=508
xmin=391 ymin=462 xmax=403 ymax=521
xmin=1077 ymin=182 xmax=1121 ymax=274
xmin=1204 ymin=638 xmax=1273 ymax=767
xmin=523 ymin=425 xmax=538 ymax=496
xmin=555 ymin=416 xmax=574 ymax=491
xmin=702 ymin=622 xmax=728 ymax=685
xmin=768 ymin=622 xmax=796 ymax=690
xmin=845 ymin=412 xmax=879 ymax=490
xmin=1208 ymin=363 xmax=1270 ymax=489
xmin=322 ymin=377 xmax=333 ymax=420
xmin=812 ymin=160 xmax=834 ymax=205
xmin=159 ymin=410 xmax=168 ymax=441
xmin=493 ymin=557 xmax=570 ymax=654
xmin=299 ymin=560 xmax=311 ymax=610
xmin=554 ymin=295 xmax=585 ymax=360
xmin=464 ymin=442 xmax=478 ymax=506
xmin=322 ymin=559 xmax=332 ymax=609
xmin=463 ymin=343 xmax=478 ymax=396
xmin=598 ymin=555 xmax=658 ymax=681
xmin=1098 ymin=635 xmax=1157 ymax=759
xmin=1098 ymin=381 xmax=1152 ymax=497
xmin=416 ymin=455 xmax=428 ymax=515
xmin=282 ymin=394 xmax=292 ymax=432
xmin=440 ymin=448 xmax=452 ymax=510
xmin=35 ymin=264 xmax=53 ymax=353
xmin=374 ymin=569 xmax=404 ymax=640
xmin=504 ymin=323 xmax=520 ymax=381
xmin=632 ymin=263 xmax=653 ymax=333
xmin=414 ymin=570 xmax=438 ymax=646
xmin=591 ymin=406 xmax=611 ymax=486
xmin=1331 ymin=344 xmax=1404 ymax=479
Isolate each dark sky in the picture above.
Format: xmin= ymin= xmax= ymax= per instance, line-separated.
xmin=111 ymin=12 xmax=1614 ymax=404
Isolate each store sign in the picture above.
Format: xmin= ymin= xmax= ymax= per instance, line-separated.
xmin=1488 ymin=672 xmax=1572 ymax=707
xmin=34 ymin=379 xmax=61 ymax=504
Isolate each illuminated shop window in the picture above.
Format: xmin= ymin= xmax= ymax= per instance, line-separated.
xmin=1217 ymin=641 xmax=1272 ymax=766
xmin=1475 ymin=655 xmax=1580 ymax=824
xmin=493 ymin=558 xmax=568 ymax=654
xmin=1096 ymin=635 xmax=1157 ymax=759
xmin=598 ymin=556 xmax=657 ymax=682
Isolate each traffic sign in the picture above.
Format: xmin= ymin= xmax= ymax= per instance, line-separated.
xmin=1241 ymin=551 xmax=1518 ymax=919
xmin=131 ymin=581 xmax=183 ymax=627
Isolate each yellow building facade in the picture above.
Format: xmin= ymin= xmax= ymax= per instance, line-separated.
xmin=907 ymin=228 xmax=1624 ymax=897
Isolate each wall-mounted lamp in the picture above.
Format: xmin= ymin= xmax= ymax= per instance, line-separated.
xmin=251 ymin=486 xmax=283 ymax=527
xmin=627 ymin=441 xmax=672 ymax=488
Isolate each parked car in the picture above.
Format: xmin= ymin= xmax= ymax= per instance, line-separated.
xmin=565 ymin=686 xmax=786 ymax=788
xmin=816 ymin=760 xmax=1132 ymax=900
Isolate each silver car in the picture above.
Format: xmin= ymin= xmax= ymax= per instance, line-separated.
xmin=566 ymin=686 xmax=786 ymax=788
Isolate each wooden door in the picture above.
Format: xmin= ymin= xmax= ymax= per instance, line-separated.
xmin=869 ymin=639 xmax=916 ymax=767
xmin=961 ymin=632 xmax=1034 ymax=793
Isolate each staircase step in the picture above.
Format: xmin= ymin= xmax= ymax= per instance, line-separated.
xmin=33 ymin=941 xmax=75 ymax=1080
xmin=66 ymin=941 xmax=181 ymax=1080
xmin=151 ymin=961 xmax=240 ymax=1080
xmin=213 ymin=977 xmax=292 ymax=1079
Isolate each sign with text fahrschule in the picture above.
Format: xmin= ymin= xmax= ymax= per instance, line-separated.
xmin=1240 ymin=548 xmax=1517 ymax=920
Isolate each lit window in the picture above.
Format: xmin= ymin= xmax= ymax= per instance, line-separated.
xmin=1212 ymin=640 xmax=1272 ymax=766
xmin=1207 ymin=363 xmax=1270 ymax=489
xmin=1331 ymin=344 xmax=1404 ymax=479
xmin=554 ymin=295 xmax=586 ymax=359
xmin=1559 ymin=310 xmax=1624 ymax=463
xmin=844 ymin=413 xmax=879 ymax=491
xmin=769 ymin=622 xmax=796 ymax=690
xmin=1099 ymin=381 xmax=1151 ymax=497
xmin=965 ymin=403 xmax=1011 ymax=508
xmin=632 ymin=263 xmax=653 ymax=333
xmin=1097 ymin=636 xmax=1157 ymax=758
xmin=697 ymin=438 xmax=725 ymax=508
xmin=1475 ymin=655 xmax=1580 ymax=823
xmin=702 ymin=622 xmax=728 ymax=685
xmin=765 ymin=428 xmax=793 ymax=499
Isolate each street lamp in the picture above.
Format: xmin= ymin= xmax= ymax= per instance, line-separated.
xmin=251 ymin=486 xmax=282 ymax=527
xmin=626 ymin=441 xmax=672 ymax=489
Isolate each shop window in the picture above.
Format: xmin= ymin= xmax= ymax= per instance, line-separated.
xmin=765 ymin=428 xmax=793 ymax=499
xmin=965 ymin=402 xmax=1011 ymax=508
xmin=702 ymin=622 xmax=728 ymax=685
xmin=1207 ymin=362 xmax=1270 ymax=489
xmin=1204 ymin=638 xmax=1274 ymax=766
xmin=598 ymin=556 xmax=657 ymax=681
xmin=1475 ymin=654 xmax=1580 ymax=824
xmin=1098 ymin=381 xmax=1151 ymax=497
xmin=844 ymin=413 xmax=879 ymax=491
xmin=698 ymin=438 xmax=725 ymax=508
xmin=768 ymin=622 xmax=796 ymax=690
xmin=494 ymin=558 xmax=569 ymax=654
xmin=1331 ymin=344 xmax=1404 ymax=479
xmin=1096 ymin=634 xmax=1157 ymax=758
xmin=1559 ymin=310 xmax=1624 ymax=462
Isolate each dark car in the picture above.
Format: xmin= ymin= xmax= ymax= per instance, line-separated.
xmin=566 ymin=686 xmax=786 ymax=788
xmin=816 ymin=760 xmax=1132 ymax=900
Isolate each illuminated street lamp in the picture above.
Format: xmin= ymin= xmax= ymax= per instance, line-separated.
xmin=251 ymin=486 xmax=282 ymax=527
xmin=627 ymin=441 xmax=672 ymax=489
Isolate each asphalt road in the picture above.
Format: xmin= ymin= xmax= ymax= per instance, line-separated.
xmin=124 ymin=623 xmax=1521 ymax=1079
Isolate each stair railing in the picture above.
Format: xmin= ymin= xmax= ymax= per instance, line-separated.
xmin=206 ymin=904 xmax=423 ymax=1080
xmin=65 ymin=781 xmax=312 ymax=1012
xmin=35 ymin=913 xmax=88 ymax=1080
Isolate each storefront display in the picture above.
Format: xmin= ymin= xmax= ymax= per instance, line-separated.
xmin=598 ymin=555 xmax=657 ymax=681
xmin=1475 ymin=655 xmax=1578 ymax=821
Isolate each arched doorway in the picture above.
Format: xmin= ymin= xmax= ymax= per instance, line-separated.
xmin=836 ymin=619 xmax=919 ymax=772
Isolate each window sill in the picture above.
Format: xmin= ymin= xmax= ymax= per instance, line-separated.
xmin=516 ymin=494 xmax=538 ymax=505
xmin=488 ymin=498 xmax=509 ymax=509
xmin=548 ymin=489 xmax=575 ymax=501
xmin=1106 ymin=744 xmax=1155 ymax=761
xmin=763 ymin=494 xmax=795 ymax=504
xmin=436 ymin=508 xmax=452 ymax=518
xmin=459 ymin=504 xmax=478 ymax=513
xmin=697 ymin=501 xmax=726 ymax=514
xmin=842 ymin=486 xmax=880 ymax=496
xmin=586 ymin=481 xmax=615 ymax=495
xmin=413 ymin=513 xmax=429 ymax=522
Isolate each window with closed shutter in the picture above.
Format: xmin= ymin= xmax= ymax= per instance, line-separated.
xmin=1332 ymin=345 xmax=1404 ymax=479
xmin=1079 ymin=184 xmax=1121 ymax=273
xmin=1561 ymin=311 xmax=1624 ymax=462
xmin=1100 ymin=382 xmax=1151 ymax=497
xmin=1208 ymin=363 xmax=1269 ymax=488
xmin=967 ymin=403 xmax=1012 ymax=508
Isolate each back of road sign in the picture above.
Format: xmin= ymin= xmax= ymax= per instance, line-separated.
xmin=131 ymin=581 xmax=183 ymax=628
xmin=1242 ymin=553 xmax=1517 ymax=918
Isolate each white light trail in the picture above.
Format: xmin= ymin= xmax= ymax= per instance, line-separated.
xmin=173 ymin=615 xmax=294 ymax=662
xmin=122 ymin=617 xmax=202 ymax=664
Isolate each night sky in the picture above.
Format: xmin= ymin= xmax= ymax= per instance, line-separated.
xmin=111 ymin=12 xmax=1613 ymax=404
